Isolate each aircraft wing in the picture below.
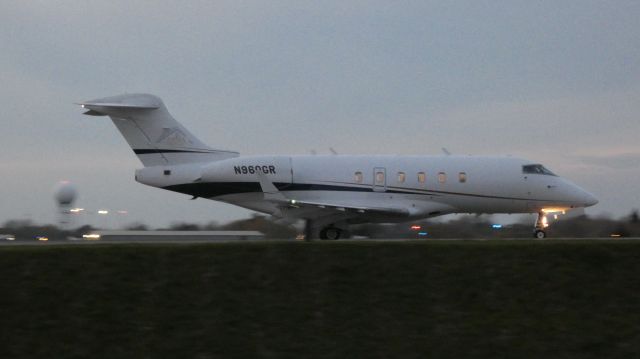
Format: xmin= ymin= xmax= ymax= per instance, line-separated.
xmin=283 ymin=199 xmax=410 ymax=217
xmin=256 ymin=173 xmax=410 ymax=218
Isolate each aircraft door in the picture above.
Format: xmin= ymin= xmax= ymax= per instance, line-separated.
xmin=373 ymin=167 xmax=387 ymax=192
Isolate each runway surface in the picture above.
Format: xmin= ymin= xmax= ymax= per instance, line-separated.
xmin=1 ymin=237 xmax=639 ymax=246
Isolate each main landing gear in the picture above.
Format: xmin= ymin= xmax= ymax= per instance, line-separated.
xmin=319 ymin=227 xmax=342 ymax=240
xmin=533 ymin=211 xmax=547 ymax=239
xmin=303 ymin=220 xmax=348 ymax=240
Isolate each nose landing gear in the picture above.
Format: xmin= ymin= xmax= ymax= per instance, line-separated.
xmin=534 ymin=229 xmax=546 ymax=239
xmin=533 ymin=211 xmax=548 ymax=238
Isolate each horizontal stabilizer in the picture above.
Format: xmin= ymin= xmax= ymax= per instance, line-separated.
xmin=78 ymin=102 xmax=159 ymax=109
xmin=78 ymin=102 xmax=160 ymax=116
xmin=77 ymin=93 xmax=163 ymax=117
xmin=83 ymin=109 xmax=106 ymax=116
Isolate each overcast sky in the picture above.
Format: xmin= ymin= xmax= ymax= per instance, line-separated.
xmin=1 ymin=1 xmax=639 ymax=228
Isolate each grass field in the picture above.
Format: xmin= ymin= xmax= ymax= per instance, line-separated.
xmin=1 ymin=240 xmax=639 ymax=358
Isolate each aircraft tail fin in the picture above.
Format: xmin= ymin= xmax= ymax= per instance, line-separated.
xmin=78 ymin=94 xmax=238 ymax=167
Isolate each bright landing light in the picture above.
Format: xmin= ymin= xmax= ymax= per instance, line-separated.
xmin=541 ymin=208 xmax=569 ymax=214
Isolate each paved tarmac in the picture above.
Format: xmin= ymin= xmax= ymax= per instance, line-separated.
xmin=0 ymin=238 xmax=293 ymax=246
xmin=1 ymin=237 xmax=639 ymax=246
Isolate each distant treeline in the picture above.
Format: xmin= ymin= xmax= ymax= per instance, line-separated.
xmin=1 ymin=211 xmax=638 ymax=240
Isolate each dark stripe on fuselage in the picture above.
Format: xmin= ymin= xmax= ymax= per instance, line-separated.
xmin=385 ymin=185 xmax=537 ymax=201
xmin=133 ymin=149 xmax=219 ymax=155
xmin=163 ymin=182 xmax=373 ymax=198
xmin=163 ymin=181 xmax=556 ymax=203
xmin=165 ymin=182 xmax=262 ymax=198
xmin=323 ymin=180 xmax=556 ymax=202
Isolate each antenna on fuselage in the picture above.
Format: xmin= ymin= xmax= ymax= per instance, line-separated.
xmin=441 ymin=147 xmax=451 ymax=156
xmin=329 ymin=147 xmax=338 ymax=155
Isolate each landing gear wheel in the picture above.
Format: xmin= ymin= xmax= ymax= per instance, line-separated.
xmin=533 ymin=211 xmax=548 ymax=239
xmin=320 ymin=227 xmax=341 ymax=240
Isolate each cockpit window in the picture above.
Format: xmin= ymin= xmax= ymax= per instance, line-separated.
xmin=522 ymin=164 xmax=557 ymax=176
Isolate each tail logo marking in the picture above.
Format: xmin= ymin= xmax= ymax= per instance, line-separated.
xmin=156 ymin=127 xmax=192 ymax=147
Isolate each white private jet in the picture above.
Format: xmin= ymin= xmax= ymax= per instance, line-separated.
xmin=78 ymin=94 xmax=597 ymax=239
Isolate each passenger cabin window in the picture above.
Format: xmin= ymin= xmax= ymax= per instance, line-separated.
xmin=375 ymin=171 xmax=385 ymax=185
xmin=397 ymin=172 xmax=406 ymax=183
xmin=354 ymin=171 xmax=363 ymax=184
xmin=417 ymin=172 xmax=426 ymax=184
xmin=459 ymin=172 xmax=467 ymax=183
xmin=438 ymin=172 xmax=447 ymax=184
xmin=522 ymin=164 xmax=557 ymax=176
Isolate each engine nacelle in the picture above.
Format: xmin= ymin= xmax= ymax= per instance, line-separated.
xmin=135 ymin=164 xmax=203 ymax=188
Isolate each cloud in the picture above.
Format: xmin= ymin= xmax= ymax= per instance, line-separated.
xmin=2 ymin=1 xmax=640 ymax=224
xmin=400 ymin=87 xmax=640 ymax=158
xmin=575 ymin=152 xmax=640 ymax=170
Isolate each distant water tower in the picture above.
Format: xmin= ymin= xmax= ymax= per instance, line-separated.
xmin=54 ymin=181 xmax=78 ymax=229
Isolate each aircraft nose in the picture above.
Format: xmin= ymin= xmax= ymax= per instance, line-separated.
xmin=583 ymin=191 xmax=598 ymax=207
xmin=573 ymin=186 xmax=598 ymax=207
xmin=564 ymin=180 xmax=598 ymax=208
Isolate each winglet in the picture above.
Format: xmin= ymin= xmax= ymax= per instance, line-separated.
xmin=256 ymin=172 xmax=289 ymax=202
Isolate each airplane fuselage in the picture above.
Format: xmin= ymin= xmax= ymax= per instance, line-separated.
xmin=135 ymin=154 xmax=597 ymax=223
